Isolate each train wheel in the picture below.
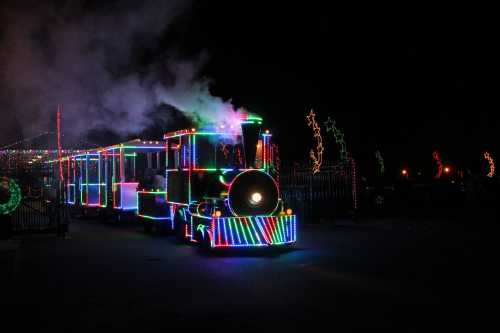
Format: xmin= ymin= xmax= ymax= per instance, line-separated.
xmin=98 ymin=209 xmax=108 ymax=223
xmin=175 ymin=220 xmax=187 ymax=243
xmin=195 ymin=229 xmax=211 ymax=250
xmin=143 ymin=221 xmax=153 ymax=234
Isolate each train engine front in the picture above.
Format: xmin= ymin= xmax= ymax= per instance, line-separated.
xmin=161 ymin=114 xmax=296 ymax=248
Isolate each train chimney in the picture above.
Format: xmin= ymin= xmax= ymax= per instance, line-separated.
xmin=241 ymin=117 xmax=262 ymax=168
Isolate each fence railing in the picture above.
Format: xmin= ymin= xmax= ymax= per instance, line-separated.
xmin=280 ymin=159 xmax=357 ymax=223
xmin=3 ymin=180 xmax=69 ymax=237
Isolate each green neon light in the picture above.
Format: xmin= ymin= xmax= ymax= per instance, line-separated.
xmin=324 ymin=116 xmax=348 ymax=162
xmin=0 ymin=178 xmax=22 ymax=215
xmin=246 ymin=115 xmax=263 ymax=122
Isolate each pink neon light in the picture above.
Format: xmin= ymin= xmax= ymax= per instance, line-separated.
xmin=57 ymin=105 xmax=64 ymax=183
xmin=217 ymin=219 xmax=222 ymax=246
xmin=210 ymin=219 xmax=215 ymax=247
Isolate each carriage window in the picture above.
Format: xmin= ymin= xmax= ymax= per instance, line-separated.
xmin=167 ymin=138 xmax=181 ymax=169
xmin=215 ymin=137 xmax=244 ymax=169
xmin=194 ymin=135 xmax=217 ymax=169
xmin=86 ymin=157 xmax=99 ymax=183
xmin=255 ymin=139 xmax=263 ymax=169
xmin=123 ymin=155 xmax=135 ymax=181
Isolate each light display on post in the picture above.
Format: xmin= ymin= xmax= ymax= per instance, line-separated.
xmin=57 ymin=105 xmax=64 ymax=183
xmin=433 ymin=150 xmax=443 ymax=179
xmin=306 ymin=110 xmax=323 ymax=174
xmin=324 ymin=117 xmax=347 ymax=162
xmin=484 ymin=151 xmax=495 ymax=178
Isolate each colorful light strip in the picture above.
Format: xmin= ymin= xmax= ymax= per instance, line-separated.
xmin=484 ymin=151 xmax=495 ymax=178
xmin=210 ymin=215 xmax=296 ymax=248
xmin=351 ymin=158 xmax=358 ymax=211
xmin=306 ymin=110 xmax=323 ymax=174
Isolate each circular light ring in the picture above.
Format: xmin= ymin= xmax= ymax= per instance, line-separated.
xmin=227 ymin=170 xmax=280 ymax=217
xmin=0 ymin=178 xmax=22 ymax=215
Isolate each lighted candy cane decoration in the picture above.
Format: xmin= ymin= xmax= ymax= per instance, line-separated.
xmin=306 ymin=110 xmax=323 ymax=174
xmin=484 ymin=151 xmax=495 ymax=178
xmin=433 ymin=150 xmax=443 ymax=178
xmin=324 ymin=116 xmax=347 ymax=162
xmin=374 ymin=150 xmax=385 ymax=174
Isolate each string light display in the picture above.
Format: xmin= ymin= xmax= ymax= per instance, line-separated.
xmin=374 ymin=150 xmax=385 ymax=174
xmin=433 ymin=150 xmax=443 ymax=178
xmin=324 ymin=117 xmax=347 ymax=162
xmin=306 ymin=110 xmax=323 ymax=174
xmin=48 ymin=113 xmax=296 ymax=250
xmin=208 ymin=215 xmax=296 ymax=248
xmin=351 ymin=157 xmax=358 ymax=211
xmin=0 ymin=177 xmax=22 ymax=215
xmin=484 ymin=151 xmax=495 ymax=178
xmin=272 ymin=143 xmax=281 ymax=184
xmin=0 ymin=131 xmax=53 ymax=150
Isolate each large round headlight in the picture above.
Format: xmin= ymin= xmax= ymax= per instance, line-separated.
xmin=250 ymin=192 xmax=262 ymax=205
xmin=228 ymin=170 xmax=279 ymax=216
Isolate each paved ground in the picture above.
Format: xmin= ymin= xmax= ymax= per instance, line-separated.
xmin=0 ymin=217 xmax=490 ymax=331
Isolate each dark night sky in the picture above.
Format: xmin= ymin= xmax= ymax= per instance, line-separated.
xmin=1 ymin=1 xmax=499 ymax=176
xmin=167 ymin=2 xmax=499 ymax=175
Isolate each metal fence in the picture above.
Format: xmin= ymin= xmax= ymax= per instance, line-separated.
xmin=1 ymin=169 xmax=68 ymax=237
xmin=10 ymin=195 xmax=67 ymax=235
xmin=280 ymin=159 xmax=357 ymax=223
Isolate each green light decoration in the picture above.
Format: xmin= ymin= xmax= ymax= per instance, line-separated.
xmin=0 ymin=177 xmax=22 ymax=215
xmin=324 ymin=117 xmax=347 ymax=162
xmin=375 ymin=150 xmax=385 ymax=174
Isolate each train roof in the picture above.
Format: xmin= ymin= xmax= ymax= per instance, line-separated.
xmin=47 ymin=138 xmax=164 ymax=163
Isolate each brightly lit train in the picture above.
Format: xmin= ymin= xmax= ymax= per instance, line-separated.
xmin=47 ymin=114 xmax=296 ymax=249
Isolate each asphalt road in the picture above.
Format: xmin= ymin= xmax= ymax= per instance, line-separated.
xmin=1 ymin=217 xmax=489 ymax=331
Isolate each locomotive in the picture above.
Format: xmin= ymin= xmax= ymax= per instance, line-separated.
xmin=48 ymin=114 xmax=296 ymax=249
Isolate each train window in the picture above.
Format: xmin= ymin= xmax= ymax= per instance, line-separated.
xmin=113 ymin=152 xmax=120 ymax=181
xmin=80 ymin=159 xmax=86 ymax=182
xmin=194 ymin=136 xmax=217 ymax=169
xmin=99 ymin=155 xmax=106 ymax=184
xmin=167 ymin=138 xmax=181 ymax=169
xmin=215 ymin=136 xmax=244 ymax=169
xmin=123 ymin=155 xmax=135 ymax=181
xmin=255 ymin=139 xmax=263 ymax=169
xmin=86 ymin=157 xmax=99 ymax=183
xmin=159 ymin=151 xmax=166 ymax=169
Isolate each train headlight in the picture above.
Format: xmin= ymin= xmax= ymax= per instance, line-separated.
xmin=228 ymin=170 xmax=279 ymax=216
xmin=250 ymin=192 xmax=262 ymax=205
